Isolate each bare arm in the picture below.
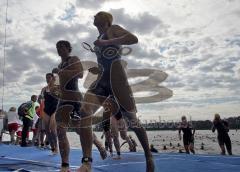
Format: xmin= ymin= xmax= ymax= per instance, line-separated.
xmin=108 ymin=25 xmax=138 ymax=45
xmin=58 ymin=56 xmax=84 ymax=78
xmin=190 ymin=123 xmax=195 ymax=135
xmin=39 ymin=87 xmax=46 ymax=101
xmin=88 ymin=66 xmax=102 ymax=75
xmin=212 ymin=123 xmax=216 ymax=132
xmin=178 ymin=127 xmax=182 ymax=140
xmin=193 ymin=128 xmax=196 ymax=135
xmin=95 ymin=25 xmax=138 ymax=46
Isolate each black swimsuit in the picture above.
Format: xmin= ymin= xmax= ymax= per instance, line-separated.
xmin=213 ymin=121 xmax=232 ymax=150
xmin=43 ymin=88 xmax=58 ymax=116
xmin=180 ymin=123 xmax=194 ymax=145
xmin=57 ymin=56 xmax=83 ymax=118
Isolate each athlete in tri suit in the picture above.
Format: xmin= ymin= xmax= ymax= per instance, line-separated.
xmin=178 ymin=116 xmax=195 ymax=154
xmin=110 ymin=109 xmax=135 ymax=159
xmin=53 ymin=40 xmax=89 ymax=172
xmin=101 ymin=99 xmax=135 ymax=159
xmin=78 ymin=11 xmax=154 ymax=172
xmin=41 ymin=73 xmax=59 ymax=154
xmin=212 ymin=113 xmax=232 ymax=155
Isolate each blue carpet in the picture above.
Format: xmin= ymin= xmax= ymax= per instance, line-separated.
xmin=0 ymin=144 xmax=239 ymax=172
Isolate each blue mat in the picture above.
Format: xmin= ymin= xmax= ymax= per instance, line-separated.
xmin=0 ymin=144 xmax=239 ymax=172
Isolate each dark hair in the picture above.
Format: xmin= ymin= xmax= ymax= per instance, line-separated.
xmin=56 ymin=40 xmax=72 ymax=53
xmin=31 ymin=95 xmax=37 ymax=101
xmin=46 ymin=73 xmax=54 ymax=77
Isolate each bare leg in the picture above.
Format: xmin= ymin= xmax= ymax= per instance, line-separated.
xmin=57 ymin=125 xmax=70 ymax=171
xmin=124 ymin=115 xmax=154 ymax=172
xmin=92 ymin=133 xmax=107 ymax=159
xmin=50 ymin=113 xmax=58 ymax=153
xmin=111 ymin=116 xmax=121 ymax=158
xmin=10 ymin=131 xmax=15 ymax=144
xmin=111 ymin=60 xmax=154 ymax=172
xmin=105 ymin=130 xmax=113 ymax=155
xmin=32 ymin=127 xmax=40 ymax=146
xmin=119 ymin=118 xmax=134 ymax=151
xmin=44 ymin=115 xmax=54 ymax=150
xmin=40 ymin=132 xmax=45 ymax=147
xmin=15 ymin=136 xmax=20 ymax=145
xmin=45 ymin=113 xmax=58 ymax=154
xmin=184 ymin=145 xmax=190 ymax=154
xmin=225 ymin=136 xmax=232 ymax=155
xmin=189 ymin=143 xmax=195 ymax=154
xmin=55 ymin=105 xmax=73 ymax=171
xmin=38 ymin=118 xmax=46 ymax=147
xmin=76 ymin=91 xmax=106 ymax=172
xmin=102 ymin=108 xmax=113 ymax=155
xmin=220 ymin=145 xmax=226 ymax=155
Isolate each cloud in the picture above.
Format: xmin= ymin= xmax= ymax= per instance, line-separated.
xmin=225 ymin=35 xmax=240 ymax=47
xmin=23 ymin=74 xmax=45 ymax=85
xmin=43 ymin=22 xmax=88 ymax=42
xmin=59 ymin=3 xmax=77 ymax=21
xmin=109 ymin=8 xmax=167 ymax=34
xmin=75 ymin=0 xmax=105 ymax=9
xmin=0 ymin=0 xmax=240 ymax=120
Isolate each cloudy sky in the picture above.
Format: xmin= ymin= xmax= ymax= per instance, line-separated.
xmin=0 ymin=0 xmax=239 ymax=121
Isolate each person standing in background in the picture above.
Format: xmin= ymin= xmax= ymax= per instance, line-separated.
xmin=7 ymin=107 xmax=19 ymax=144
xmin=40 ymin=73 xmax=59 ymax=154
xmin=21 ymin=95 xmax=38 ymax=147
xmin=212 ymin=113 xmax=232 ymax=155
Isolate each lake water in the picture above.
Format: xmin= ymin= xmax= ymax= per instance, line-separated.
xmin=67 ymin=130 xmax=240 ymax=155
xmin=1 ymin=125 xmax=239 ymax=155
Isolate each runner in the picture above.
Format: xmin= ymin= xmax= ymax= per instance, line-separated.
xmin=178 ymin=116 xmax=195 ymax=154
xmin=212 ymin=113 xmax=232 ymax=155
xmin=53 ymin=40 xmax=88 ymax=172
xmin=79 ymin=11 xmax=154 ymax=172
xmin=110 ymin=110 xmax=134 ymax=159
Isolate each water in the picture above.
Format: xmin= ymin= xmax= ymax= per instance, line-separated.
xmin=2 ymin=129 xmax=240 ymax=155
xmin=67 ymin=130 xmax=240 ymax=155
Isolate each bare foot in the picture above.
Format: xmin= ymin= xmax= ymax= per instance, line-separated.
xmin=76 ymin=163 xmax=91 ymax=172
xmin=51 ymin=149 xmax=58 ymax=155
xmin=60 ymin=166 xmax=70 ymax=172
xmin=112 ymin=155 xmax=121 ymax=160
xmin=99 ymin=148 xmax=107 ymax=160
